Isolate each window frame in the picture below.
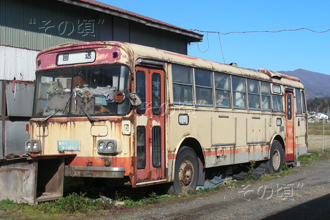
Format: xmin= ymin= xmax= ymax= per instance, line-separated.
xmin=214 ymin=72 xmax=231 ymax=108
xmin=247 ymin=79 xmax=260 ymax=110
xmin=261 ymin=81 xmax=271 ymax=111
xmin=172 ymin=64 xmax=194 ymax=105
xmin=195 ymin=68 xmax=213 ymax=107
xmin=232 ymin=76 xmax=247 ymax=109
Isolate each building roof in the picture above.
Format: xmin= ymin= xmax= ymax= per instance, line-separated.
xmin=59 ymin=0 xmax=203 ymax=42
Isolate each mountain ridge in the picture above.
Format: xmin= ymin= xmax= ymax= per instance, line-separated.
xmin=278 ymin=69 xmax=330 ymax=100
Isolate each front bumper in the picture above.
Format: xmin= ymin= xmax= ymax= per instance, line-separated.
xmin=65 ymin=166 xmax=125 ymax=178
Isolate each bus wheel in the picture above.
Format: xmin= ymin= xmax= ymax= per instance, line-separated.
xmin=266 ymin=140 xmax=284 ymax=174
xmin=172 ymin=146 xmax=199 ymax=194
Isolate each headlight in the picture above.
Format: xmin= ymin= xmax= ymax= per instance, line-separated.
xmin=25 ymin=140 xmax=41 ymax=153
xmin=98 ymin=141 xmax=106 ymax=151
xmin=97 ymin=140 xmax=119 ymax=154
xmin=106 ymin=142 xmax=114 ymax=151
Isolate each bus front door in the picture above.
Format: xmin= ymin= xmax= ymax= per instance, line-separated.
xmin=285 ymin=89 xmax=295 ymax=161
xmin=135 ymin=67 xmax=166 ymax=186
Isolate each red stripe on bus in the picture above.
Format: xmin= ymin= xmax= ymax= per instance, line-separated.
xmin=69 ymin=156 xmax=133 ymax=175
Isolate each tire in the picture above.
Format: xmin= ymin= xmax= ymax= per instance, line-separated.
xmin=266 ymin=140 xmax=284 ymax=174
xmin=171 ymin=146 xmax=199 ymax=194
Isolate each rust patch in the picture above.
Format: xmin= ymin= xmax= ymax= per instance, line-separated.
xmin=164 ymin=51 xmax=198 ymax=60
xmin=129 ymin=156 xmax=136 ymax=186
xmin=136 ymin=170 xmax=152 ymax=183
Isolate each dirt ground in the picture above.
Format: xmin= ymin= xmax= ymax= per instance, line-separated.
xmin=103 ymin=159 xmax=330 ymax=220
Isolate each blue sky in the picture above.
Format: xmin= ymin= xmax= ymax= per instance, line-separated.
xmin=100 ymin=0 xmax=330 ymax=74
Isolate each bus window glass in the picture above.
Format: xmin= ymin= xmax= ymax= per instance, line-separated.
xmin=232 ymin=76 xmax=246 ymax=108
xmin=248 ymin=79 xmax=260 ymax=109
xmin=261 ymin=82 xmax=271 ymax=111
xmin=34 ymin=65 xmax=130 ymax=117
xmin=152 ymin=126 xmax=161 ymax=168
xmin=287 ymin=94 xmax=292 ymax=120
xmin=296 ymin=88 xmax=302 ymax=113
xmin=301 ymin=91 xmax=306 ymax=113
xmin=215 ymin=72 xmax=230 ymax=107
xmin=152 ymin=73 xmax=161 ymax=115
xmin=137 ymin=126 xmax=146 ymax=169
xmin=172 ymin=64 xmax=193 ymax=104
xmin=272 ymin=95 xmax=283 ymax=112
xmin=136 ymin=71 xmax=145 ymax=114
xmin=195 ymin=69 xmax=213 ymax=105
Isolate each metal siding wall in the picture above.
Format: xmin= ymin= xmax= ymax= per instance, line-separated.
xmin=130 ymin=22 xmax=187 ymax=54
xmin=99 ymin=14 xmax=113 ymax=41
xmin=1 ymin=0 xmax=189 ymax=53
xmin=4 ymin=121 xmax=30 ymax=156
xmin=113 ymin=17 xmax=129 ymax=42
xmin=1 ymin=0 xmax=101 ymax=51
xmin=6 ymin=82 xmax=34 ymax=117
xmin=0 ymin=46 xmax=38 ymax=81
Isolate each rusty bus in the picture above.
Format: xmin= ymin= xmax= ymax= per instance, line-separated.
xmin=0 ymin=41 xmax=307 ymax=203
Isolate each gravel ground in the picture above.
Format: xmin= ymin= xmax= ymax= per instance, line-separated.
xmin=103 ymin=159 xmax=330 ymax=220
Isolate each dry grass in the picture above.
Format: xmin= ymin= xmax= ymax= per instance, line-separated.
xmin=308 ymin=135 xmax=330 ymax=152
xmin=304 ymin=186 xmax=330 ymax=197
xmin=308 ymin=122 xmax=330 ymax=152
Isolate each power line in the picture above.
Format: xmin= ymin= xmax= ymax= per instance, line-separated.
xmin=191 ymin=27 xmax=330 ymax=35
xmin=191 ymin=27 xmax=330 ymax=64
xmin=196 ymin=32 xmax=209 ymax=53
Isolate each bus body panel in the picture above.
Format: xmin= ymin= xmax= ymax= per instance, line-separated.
xmin=27 ymin=41 xmax=307 ymax=189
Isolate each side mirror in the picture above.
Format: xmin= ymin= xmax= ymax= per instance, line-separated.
xmin=127 ymin=93 xmax=142 ymax=106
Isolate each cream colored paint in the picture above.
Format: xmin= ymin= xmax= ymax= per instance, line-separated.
xmin=136 ymin=115 xmax=148 ymax=126
xmin=30 ymin=119 xmax=131 ymax=158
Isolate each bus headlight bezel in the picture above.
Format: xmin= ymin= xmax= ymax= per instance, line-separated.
xmin=25 ymin=140 xmax=41 ymax=153
xmin=97 ymin=139 xmax=121 ymax=154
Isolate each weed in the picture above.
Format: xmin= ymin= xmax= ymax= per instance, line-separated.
xmin=123 ymin=199 xmax=137 ymax=207
xmin=298 ymin=151 xmax=330 ymax=166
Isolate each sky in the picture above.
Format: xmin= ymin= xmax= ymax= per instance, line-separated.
xmin=99 ymin=0 xmax=330 ymax=74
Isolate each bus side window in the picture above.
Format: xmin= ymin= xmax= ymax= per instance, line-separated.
xmin=301 ymin=91 xmax=306 ymax=113
xmin=195 ymin=69 xmax=213 ymax=105
xmin=261 ymin=82 xmax=271 ymax=111
xmin=247 ymin=79 xmax=260 ymax=110
xmin=232 ymin=76 xmax=246 ymax=108
xmin=172 ymin=64 xmax=193 ymax=104
xmin=295 ymin=88 xmax=302 ymax=114
xmin=215 ymin=72 xmax=230 ymax=107
xmin=272 ymin=95 xmax=283 ymax=112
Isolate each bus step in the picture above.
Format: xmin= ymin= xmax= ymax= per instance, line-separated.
xmin=285 ymin=161 xmax=294 ymax=166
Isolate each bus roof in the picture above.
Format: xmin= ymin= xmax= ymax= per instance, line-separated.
xmin=38 ymin=41 xmax=304 ymax=89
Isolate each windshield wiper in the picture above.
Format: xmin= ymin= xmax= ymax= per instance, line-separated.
xmin=43 ymin=92 xmax=73 ymax=122
xmin=76 ymin=101 xmax=96 ymax=123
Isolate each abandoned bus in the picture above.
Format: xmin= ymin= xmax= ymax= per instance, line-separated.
xmin=27 ymin=41 xmax=307 ymax=194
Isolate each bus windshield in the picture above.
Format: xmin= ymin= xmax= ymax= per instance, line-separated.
xmin=33 ymin=65 xmax=130 ymax=117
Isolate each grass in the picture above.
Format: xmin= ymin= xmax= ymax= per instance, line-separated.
xmin=0 ymin=164 xmax=297 ymax=220
xmin=0 ymin=192 xmax=115 ymax=219
xmin=308 ymin=122 xmax=330 ymax=135
xmin=298 ymin=151 xmax=330 ymax=166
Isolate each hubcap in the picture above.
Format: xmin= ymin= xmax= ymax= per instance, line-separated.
xmin=179 ymin=159 xmax=194 ymax=186
xmin=272 ymin=149 xmax=281 ymax=170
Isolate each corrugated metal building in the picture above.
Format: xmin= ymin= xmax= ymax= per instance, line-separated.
xmin=0 ymin=0 xmax=203 ymax=158
xmin=0 ymin=0 xmax=202 ymax=80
